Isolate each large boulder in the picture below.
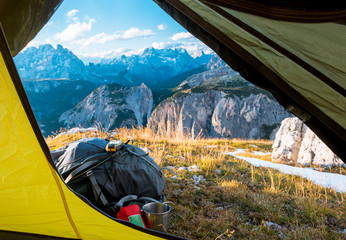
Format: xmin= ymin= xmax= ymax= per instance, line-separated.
xmin=272 ymin=117 xmax=344 ymax=167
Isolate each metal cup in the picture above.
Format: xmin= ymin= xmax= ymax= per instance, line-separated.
xmin=143 ymin=202 xmax=171 ymax=232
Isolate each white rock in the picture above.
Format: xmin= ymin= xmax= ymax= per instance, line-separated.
xmin=264 ymin=221 xmax=282 ymax=231
xmin=178 ymin=156 xmax=185 ymax=161
xmin=204 ymin=145 xmax=218 ymax=149
xmin=187 ymin=165 xmax=201 ymax=172
xmin=59 ymin=84 xmax=153 ymax=131
xmin=192 ymin=175 xmax=205 ymax=184
xmin=141 ymin=147 xmax=151 ymax=153
xmin=53 ymin=127 xmax=98 ymax=139
xmin=272 ymin=117 xmax=344 ymax=167
xmin=178 ymin=167 xmax=188 ymax=171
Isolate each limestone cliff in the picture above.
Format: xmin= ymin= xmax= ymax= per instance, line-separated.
xmin=59 ymin=83 xmax=153 ymax=131
xmin=272 ymin=117 xmax=344 ymax=167
xmin=148 ymin=67 xmax=291 ymax=139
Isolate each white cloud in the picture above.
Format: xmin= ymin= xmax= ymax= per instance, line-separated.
xmin=72 ymin=27 xmax=156 ymax=48
xmin=54 ymin=18 xmax=96 ymax=42
xmin=73 ymin=32 xmax=116 ymax=47
xmin=150 ymin=40 xmax=213 ymax=56
xmin=23 ymin=40 xmax=41 ymax=50
xmin=151 ymin=41 xmax=173 ymax=49
xmin=169 ymin=32 xmax=194 ymax=41
xmin=80 ymin=48 xmax=130 ymax=59
xmin=121 ymin=27 xmax=155 ymax=39
xmin=157 ymin=24 xmax=167 ymax=30
xmin=177 ymin=41 xmax=213 ymax=55
xmin=66 ymin=9 xmax=79 ymax=20
xmin=78 ymin=47 xmax=146 ymax=63
xmin=44 ymin=38 xmax=53 ymax=44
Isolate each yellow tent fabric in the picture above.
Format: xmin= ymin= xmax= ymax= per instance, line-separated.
xmin=0 ymin=0 xmax=345 ymax=238
xmin=0 ymin=25 xmax=181 ymax=240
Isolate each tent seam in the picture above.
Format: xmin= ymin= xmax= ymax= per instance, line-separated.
xmin=0 ymin=24 xmax=81 ymax=240
xmin=48 ymin=164 xmax=82 ymax=239
xmin=204 ymin=3 xmax=346 ymax=97
xmin=200 ymin=0 xmax=346 ymax=22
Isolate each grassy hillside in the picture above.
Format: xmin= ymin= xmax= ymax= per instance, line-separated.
xmin=47 ymin=128 xmax=346 ymax=240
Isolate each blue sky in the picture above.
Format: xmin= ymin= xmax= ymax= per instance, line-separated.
xmin=26 ymin=0 xmax=212 ymax=62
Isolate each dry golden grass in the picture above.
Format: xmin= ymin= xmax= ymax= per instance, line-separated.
xmin=47 ymin=127 xmax=346 ymax=239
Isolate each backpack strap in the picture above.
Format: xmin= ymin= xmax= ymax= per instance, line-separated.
xmin=86 ymin=170 xmax=109 ymax=208
xmin=114 ymin=195 xmax=161 ymax=212
xmin=115 ymin=195 xmax=138 ymax=210
xmin=138 ymin=196 xmax=161 ymax=203
xmin=64 ymin=155 xmax=111 ymax=183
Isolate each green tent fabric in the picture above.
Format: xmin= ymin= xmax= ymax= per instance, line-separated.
xmin=154 ymin=0 xmax=346 ymax=161
xmin=0 ymin=0 xmax=63 ymax=56
xmin=2 ymin=0 xmax=344 ymax=160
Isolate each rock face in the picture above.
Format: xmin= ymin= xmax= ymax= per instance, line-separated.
xmin=210 ymin=93 xmax=288 ymax=139
xmin=15 ymin=44 xmax=90 ymax=81
xmin=59 ymin=83 xmax=153 ymax=131
xmin=148 ymin=67 xmax=291 ymax=139
xmin=149 ymin=90 xmax=225 ymax=138
xmin=272 ymin=117 xmax=344 ymax=167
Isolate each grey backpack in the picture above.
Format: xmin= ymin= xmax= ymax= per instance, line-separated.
xmin=52 ymin=138 xmax=165 ymax=215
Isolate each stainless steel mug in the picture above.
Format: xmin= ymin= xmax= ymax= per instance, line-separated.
xmin=143 ymin=202 xmax=171 ymax=232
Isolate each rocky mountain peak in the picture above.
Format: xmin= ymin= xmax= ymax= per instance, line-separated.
xmin=14 ymin=44 xmax=88 ymax=81
xmin=59 ymin=83 xmax=153 ymax=131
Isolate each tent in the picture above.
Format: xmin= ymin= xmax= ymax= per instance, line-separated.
xmin=0 ymin=0 xmax=345 ymax=239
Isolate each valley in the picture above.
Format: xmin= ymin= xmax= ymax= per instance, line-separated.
xmin=14 ymin=44 xmax=289 ymax=139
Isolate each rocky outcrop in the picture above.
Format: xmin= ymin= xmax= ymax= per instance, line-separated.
xmin=59 ymin=83 xmax=153 ymax=131
xmin=176 ymin=67 xmax=237 ymax=90
xmin=126 ymin=83 xmax=153 ymax=127
xmin=148 ymin=90 xmax=290 ymax=139
xmin=210 ymin=93 xmax=289 ymax=139
xmin=149 ymin=90 xmax=225 ymax=138
xmin=149 ymin=66 xmax=291 ymax=139
xmin=149 ymin=65 xmax=292 ymax=139
xmin=272 ymin=117 xmax=344 ymax=167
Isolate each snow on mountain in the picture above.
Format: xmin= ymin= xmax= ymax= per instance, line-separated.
xmin=14 ymin=44 xmax=229 ymax=135
xmin=14 ymin=44 xmax=218 ymax=88
xmin=14 ymin=44 xmax=91 ymax=81
xmin=89 ymin=47 xmax=215 ymax=87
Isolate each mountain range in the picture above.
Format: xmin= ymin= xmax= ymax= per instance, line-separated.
xmin=15 ymin=44 xmax=222 ymax=88
xmin=14 ymin=44 xmax=290 ymax=138
xmin=14 ymin=44 xmax=224 ymax=135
